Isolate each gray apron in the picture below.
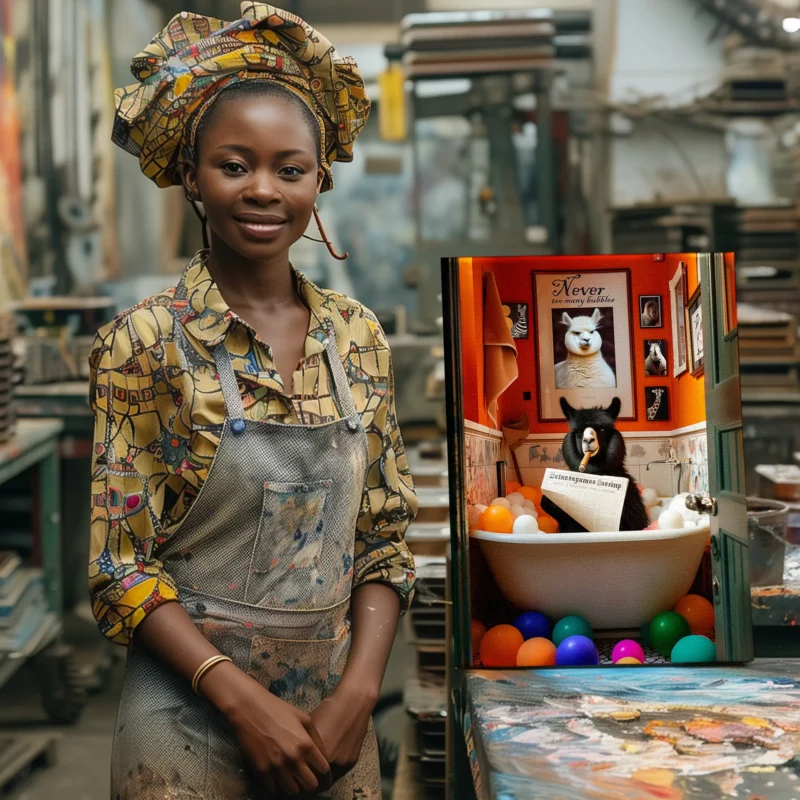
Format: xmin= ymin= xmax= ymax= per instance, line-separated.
xmin=110 ymin=323 xmax=380 ymax=799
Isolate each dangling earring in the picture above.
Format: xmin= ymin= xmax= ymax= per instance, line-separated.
xmin=303 ymin=205 xmax=348 ymax=260
xmin=188 ymin=195 xmax=209 ymax=250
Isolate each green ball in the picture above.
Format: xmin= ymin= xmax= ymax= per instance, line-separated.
xmin=639 ymin=621 xmax=652 ymax=647
xmin=649 ymin=611 xmax=690 ymax=658
xmin=553 ymin=615 xmax=593 ymax=646
xmin=670 ymin=635 xmax=716 ymax=663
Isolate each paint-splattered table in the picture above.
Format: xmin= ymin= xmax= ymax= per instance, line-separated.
xmin=463 ymin=660 xmax=800 ymax=799
xmin=752 ymin=547 xmax=800 ymax=656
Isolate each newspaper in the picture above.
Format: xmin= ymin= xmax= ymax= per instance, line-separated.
xmin=541 ymin=468 xmax=628 ymax=532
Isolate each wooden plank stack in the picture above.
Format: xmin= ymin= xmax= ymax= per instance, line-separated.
xmin=399 ymin=8 xmax=590 ymax=78
xmin=738 ymin=303 xmax=799 ymax=393
xmin=0 ymin=312 xmax=16 ymax=444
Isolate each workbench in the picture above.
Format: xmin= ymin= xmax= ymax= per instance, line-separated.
xmin=14 ymin=382 xmax=92 ymax=612
xmin=0 ymin=419 xmax=75 ymax=791
xmin=461 ymin=660 xmax=800 ymax=799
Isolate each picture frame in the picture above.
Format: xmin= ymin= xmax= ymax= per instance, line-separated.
xmin=503 ymin=301 xmax=529 ymax=339
xmin=639 ymin=295 xmax=662 ymax=328
xmin=532 ymin=270 xmax=636 ymax=421
xmin=645 ymin=385 xmax=669 ymax=421
xmin=669 ymin=263 xmax=688 ymax=377
xmin=723 ymin=253 xmax=738 ymax=337
xmin=687 ymin=284 xmax=704 ymax=377
xmin=644 ymin=339 xmax=668 ymax=376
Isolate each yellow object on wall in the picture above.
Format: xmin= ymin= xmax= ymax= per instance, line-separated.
xmin=378 ymin=64 xmax=407 ymax=141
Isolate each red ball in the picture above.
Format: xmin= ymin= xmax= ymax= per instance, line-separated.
xmin=480 ymin=625 xmax=524 ymax=667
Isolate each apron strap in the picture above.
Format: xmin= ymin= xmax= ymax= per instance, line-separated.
xmin=210 ymin=322 xmax=358 ymax=425
xmin=322 ymin=322 xmax=358 ymax=419
xmin=211 ymin=342 xmax=246 ymax=423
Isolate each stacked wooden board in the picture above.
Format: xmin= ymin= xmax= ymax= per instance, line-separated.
xmin=738 ymin=303 xmax=800 ymax=393
xmin=0 ymin=554 xmax=48 ymax=655
xmin=610 ymin=201 xmax=738 ymax=255
xmin=399 ymin=8 xmax=590 ymax=78
xmin=0 ymin=313 xmax=15 ymax=444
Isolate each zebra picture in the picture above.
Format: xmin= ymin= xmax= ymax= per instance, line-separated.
xmin=505 ymin=302 xmax=529 ymax=340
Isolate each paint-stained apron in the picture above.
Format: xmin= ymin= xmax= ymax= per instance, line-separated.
xmin=111 ymin=323 xmax=379 ymax=799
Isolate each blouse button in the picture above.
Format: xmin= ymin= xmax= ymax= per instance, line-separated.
xmin=231 ymin=419 xmax=246 ymax=435
xmin=347 ymin=419 xmax=359 ymax=432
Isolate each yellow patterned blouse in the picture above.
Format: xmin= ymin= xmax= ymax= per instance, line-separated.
xmin=88 ymin=251 xmax=417 ymax=645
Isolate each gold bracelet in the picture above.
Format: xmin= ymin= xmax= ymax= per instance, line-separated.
xmin=192 ymin=655 xmax=233 ymax=695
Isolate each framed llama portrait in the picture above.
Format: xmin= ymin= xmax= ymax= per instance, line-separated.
xmin=669 ymin=263 xmax=688 ymax=377
xmin=687 ymin=284 xmax=704 ymax=377
xmin=532 ymin=270 xmax=635 ymax=421
xmin=503 ymin=301 xmax=529 ymax=339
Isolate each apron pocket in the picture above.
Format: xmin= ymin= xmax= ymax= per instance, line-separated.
xmin=246 ymin=630 xmax=349 ymax=712
xmin=247 ymin=479 xmax=331 ymax=606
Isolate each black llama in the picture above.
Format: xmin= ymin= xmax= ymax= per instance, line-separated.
xmin=540 ymin=397 xmax=650 ymax=532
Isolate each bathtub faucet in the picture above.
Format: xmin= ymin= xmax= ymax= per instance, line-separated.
xmin=646 ymin=458 xmax=691 ymax=471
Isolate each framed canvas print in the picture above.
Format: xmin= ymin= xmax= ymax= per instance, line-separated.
xmin=639 ymin=295 xmax=662 ymax=328
xmin=687 ymin=285 xmax=704 ymax=377
xmin=532 ymin=270 xmax=635 ymax=421
xmin=441 ymin=252 xmax=750 ymax=676
xmin=669 ymin=263 xmax=688 ymax=377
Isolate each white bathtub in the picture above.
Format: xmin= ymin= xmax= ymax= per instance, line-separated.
xmin=472 ymin=525 xmax=709 ymax=630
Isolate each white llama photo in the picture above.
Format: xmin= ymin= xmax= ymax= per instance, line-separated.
xmin=552 ymin=307 xmax=617 ymax=389
xmin=534 ymin=270 xmax=634 ymax=421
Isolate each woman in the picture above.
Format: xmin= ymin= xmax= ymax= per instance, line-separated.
xmin=88 ymin=5 xmax=417 ymax=798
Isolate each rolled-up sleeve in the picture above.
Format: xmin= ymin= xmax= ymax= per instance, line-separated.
xmin=353 ymin=343 xmax=418 ymax=613
xmin=87 ymin=321 xmax=178 ymax=646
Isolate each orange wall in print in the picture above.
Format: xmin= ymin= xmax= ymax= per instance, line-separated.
xmin=455 ymin=254 xmax=708 ymax=433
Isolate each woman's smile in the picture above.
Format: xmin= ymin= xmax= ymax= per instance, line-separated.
xmin=234 ymin=212 xmax=288 ymax=240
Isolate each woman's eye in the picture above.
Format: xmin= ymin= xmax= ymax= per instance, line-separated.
xmin=221 ymin=162 xmax=246 ymax=174
xmin=280 ymin=166 xmax=305 ymax=178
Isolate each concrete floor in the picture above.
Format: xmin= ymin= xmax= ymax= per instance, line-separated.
xmin=1 ymin=615 xmax=410 ymax=799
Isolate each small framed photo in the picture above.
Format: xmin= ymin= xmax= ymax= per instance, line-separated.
xmin=687 ymin=285 xmax=704 ymax=377
xmin=645 ymin=386 xmax=669 ymax=421
xmin=644 ymin=339 xmax=668 ymax=376
xmin=503 ymin=302 xmax=529 ymax=339
xmin=639 ymin=295 xmax=662 ymax=328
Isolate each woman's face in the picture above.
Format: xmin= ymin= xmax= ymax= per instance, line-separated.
xmin=185 ymin=94 xmax=319 ymax=263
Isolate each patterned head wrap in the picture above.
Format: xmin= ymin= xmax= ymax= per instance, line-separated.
xmin=112 ymin=2 xmax=370 ymax=193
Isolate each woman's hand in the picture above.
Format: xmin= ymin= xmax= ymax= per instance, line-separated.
xmin=310 ymin=679 xmax=376 ymax=782
xmin=202 ymin=662 xmax=332 ymax=796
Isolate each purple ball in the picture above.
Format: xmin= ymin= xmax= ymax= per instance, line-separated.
xmin=555 ymin=635 xmax=600 ymax=666
xmin=513 ymin=611 xmax=551 ymax=641
xmin=611 ymin=639 xmax=645 ymax=664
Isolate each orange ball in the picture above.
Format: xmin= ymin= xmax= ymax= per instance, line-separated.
xmin=518 ymin=486 xmax=543 ymax=505
xmin=674 ymin=594 xmax=715 ymax=637
xmin=516 ymin=637 xmax=557 ymax=667
xmin=471 ymin=619 xmax=487 ymax=661
xmin=478 ymin=505 xmax=515 ymax=534
xmin=616 ymin=657 xmax=643 ymax=665
xmin=480 ymin=625 xmax=524 ymax=667
xmin=505 ymin=481 xmax=522 ymax=494
xmin=537 ymin=515 xmax=559 ymax=534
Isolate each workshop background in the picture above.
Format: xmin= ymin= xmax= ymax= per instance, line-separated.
xmin=1 ymin=0 xmax=800 ymax=798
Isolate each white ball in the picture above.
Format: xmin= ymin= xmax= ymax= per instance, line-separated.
xmin=696 ymin=515 xmax=711 ymax=529
xmin=670 ymin=493 xmax=689 ymax=511
xmin=642 ymin=488 xmax=659 ymax=508
xmin=467 ymin=505 xmax=482 ymax=530
xmin=510 ymin=504 xmax=527 ymax=518
xmin=658 ymin=508 xmax=685 ymax=530
xmin=513 ymin=514 xmax=539 ymax=534
xmin=506 ymin=492 xmax=525 ymax=505
xmin=491 ymin=497 xmax=511 ymax=509
xmin=474 ymin=504 xmax=488 ymax=515
xmin=683 ymin=520 xmax=697 ymax=529
xmin=650 ymin=504 xmax=664 ymax=522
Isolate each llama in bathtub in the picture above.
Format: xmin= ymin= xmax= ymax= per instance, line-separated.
xmin=554 ymin=309 xmax=616 ymax=389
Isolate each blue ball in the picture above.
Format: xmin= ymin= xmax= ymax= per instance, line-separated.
xmin=555 ymin=635 xmax=600 ymax=666
xmin=513 ymin=611 xmax=551 ymax=641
